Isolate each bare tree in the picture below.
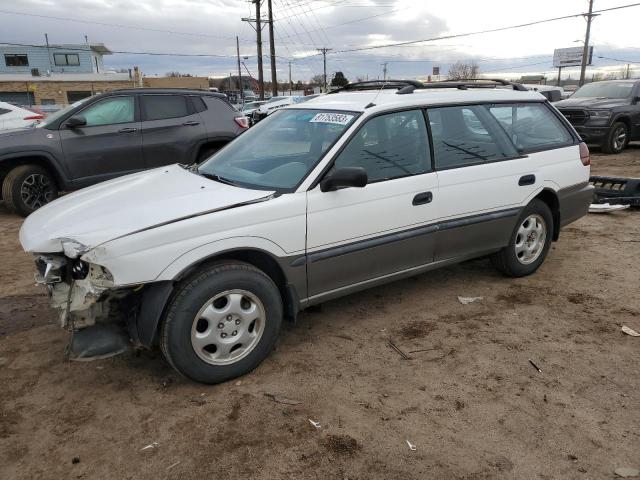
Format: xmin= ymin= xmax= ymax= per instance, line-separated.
xmin=447 ymin=61 xmax=479 ymax=80
xmin=165 ymin=71 xmax=193 ymax=77
xmin=309 ymin=74 xmax=325 ymax=86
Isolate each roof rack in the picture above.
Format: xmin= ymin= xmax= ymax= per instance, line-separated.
xmin=328 ymin=79 xmax=425 ymax=94
xmin=419 ymin=78 xmax=528 ymax=92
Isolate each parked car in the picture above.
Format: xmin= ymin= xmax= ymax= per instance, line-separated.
xmin=0 ymin=101 xmax=44 ymax=130
xmin=252 ymin=95 xmax=320 ymax=124
xmin=522 ymin=84 xmax=566 ymax=102
xmin=20 ymin=80 xmax=593 ymax=384
xmin=554 ymin=79 xmax=640 ymax=153
xmin=240 ymin=100 xmax=268 ymax=125
xmin=0 ymin=89 xmax=248 ymax=216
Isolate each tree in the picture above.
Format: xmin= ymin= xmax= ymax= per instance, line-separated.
xmin=331 ymin=71 xmax=349 ymax=87
xmin=165 ymin=71 xmax=193 ymax=77
xmin=446 ymin=61 xmax=479 ymax=80
xmin=309 ymin=74 xmax=324 ymax=86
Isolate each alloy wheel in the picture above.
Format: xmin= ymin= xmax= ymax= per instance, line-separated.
xmin=514 ymin=214 xmax=547 ymax=265
xmin=20 ymin=174 xmax=55 ymax=210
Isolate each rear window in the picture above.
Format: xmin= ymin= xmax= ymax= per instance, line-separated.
xmin=427 ymin=105 xmax=518 ymax=169
xmin=488 ymin=103 xmax=573 ymax=152
xmin=142 ymin=95 xmax=190 ymax=121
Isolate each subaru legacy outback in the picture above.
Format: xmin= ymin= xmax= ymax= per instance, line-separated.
xmin=20 ymin=80 xmax=593 ymax=384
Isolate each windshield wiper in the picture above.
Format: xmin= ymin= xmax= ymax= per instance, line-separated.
xmin=199 ymin=171 xmax=238 ymax=186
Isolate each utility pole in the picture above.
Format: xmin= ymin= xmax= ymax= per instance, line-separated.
xmin=242 ymin=1 xmax=265 ymax=99
xmin=267 ymin=0 xmax=277 ymax=97
xmin=289 ymin=61 xmax=292 ymax=95
xmin=626 ymin=63 xmax=631 ymax=80
xmin=44 ymin=33 xmax=53 ymax=73
xmin=557 ymin=66 xmax=563 ymax=87
xmin=381 ymin=62 xmax=388 ymax=80
xmin=579 ymin=0 xmax=596 ymax=87
xmin=317 ymin=48 xmax=332 ymax=92
xmin=236 ymin=36 xmax=243 ymax=102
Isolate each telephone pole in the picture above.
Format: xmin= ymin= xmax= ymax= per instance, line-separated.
xmin=381 ymin=62 xmax=388 ymax=80
xmin=317 ymin=47 xmax=332 ymax=92
xmin=289 ymin=61 xmax=292 ymax=95
xmin=267 ymin=0 xmax=277 ymax=97
xmin=236 ymin=36 xmax=243 ymax=102
xmin=579 ymin=0 xmax=596 ymax=87
xmin=242 ymin=1 xmax=265 ymax=99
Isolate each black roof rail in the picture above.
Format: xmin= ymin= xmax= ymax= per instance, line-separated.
xmin=327 ymin=79 xmax=425 ymax=94
xmin=421 ymin=78 xmax=528 ymax=91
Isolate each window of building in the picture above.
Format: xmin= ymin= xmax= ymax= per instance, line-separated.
xmin=4 ymin=54 xmax=29 ymax=67
xmin=40 ymin=99 xmax=56 ymax=105
xmin=488 ymin=103 xmax=574 ymax=152
xmin=80 ymin=96 xmax=135 ymax=126
xmin=141 ymin=95 xmax=190 ymax=121
xmin=427 ymin=105 xmax=518 ymax=170
xmin=54 ymin=53 xmax=80 ymax=66
xmin=333 ymin=109 xmax=431 ymax=182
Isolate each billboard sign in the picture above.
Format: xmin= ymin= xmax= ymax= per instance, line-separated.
xmin=432 ymin=66 xmax=440 ymax=76
xmin=553 ymin=46 xmax=593 ymax=68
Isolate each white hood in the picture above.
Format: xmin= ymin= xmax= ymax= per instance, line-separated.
xmin=20 ymin=165 xmax=274 ymax=253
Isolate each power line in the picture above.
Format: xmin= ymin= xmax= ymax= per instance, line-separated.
xmin=0 ymin=8 xmax=252 ymax=43
xmin=325 ymin=2 xmax=640 ymax=55
xmin=595 ymin=55 xmax=640 ymax=65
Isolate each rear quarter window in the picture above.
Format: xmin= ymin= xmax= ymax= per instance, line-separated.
xmin=488 ymin=103 xmax=574 ymax=153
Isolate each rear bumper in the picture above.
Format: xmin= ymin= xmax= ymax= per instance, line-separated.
xmin=558 ymin=182 xmax=594 ymax=228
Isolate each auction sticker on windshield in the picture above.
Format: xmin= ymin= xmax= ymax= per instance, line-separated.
xmin=310 ymin=112 xmax=354 ymax=125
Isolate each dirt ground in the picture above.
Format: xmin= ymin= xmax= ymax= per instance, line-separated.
xmin=1 ymin=145 xmax=639 ymax=480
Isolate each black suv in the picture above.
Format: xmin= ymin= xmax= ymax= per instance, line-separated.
xmin=554 ymin=79 xmax=640 ymax=154
xmin=0 ymin=89 xmax=248 ymax=216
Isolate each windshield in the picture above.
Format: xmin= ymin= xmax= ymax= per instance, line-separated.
xmin=572 ymin=82 xmax=634 ymax=99
xmin=198 ymin=108 xmax=358 ymax=191
xmin=36 ymin=98 xmax=91 ymax=128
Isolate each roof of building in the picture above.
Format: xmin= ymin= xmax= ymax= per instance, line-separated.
xmin=0 ymin=73 xmax=132 ymax=82
xmin=292 ymin=88 xmax=546 ymax=113
xmin=0 ymin=43 xmax=112 ymax=55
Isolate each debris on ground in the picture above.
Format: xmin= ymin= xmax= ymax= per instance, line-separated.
xmin=167 ymin=461 xmax=181 ymax=470
xmin=457 ymin=296 xmax=483 ymax=305
xmin=406 ymin=440 xmax=416 ymax=451
xmin=140 ymin=442 xmax=159 ymax=452
xmin=615 ymin=467 xmax=640 ymax=478
xmin=621 ymin=326 xmax=640 ymax=337
xmin=387 ymin=340 xmax=411 ymax=359
xmin=308 ymin=419 xmax=321 ymax=429
xmin=264 ymin=393 xmax=302 ymax=405
xmin=589 ymin=203 xmax=630 ymax=213
xmin=71 ymin=457 xmax=80 ymax=464
xmin=529 ymin=359 xmax=542 ymax=373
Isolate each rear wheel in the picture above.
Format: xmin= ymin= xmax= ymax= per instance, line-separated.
xmin=602 ymin=122 xmax=629 ymax=154
xmin=160 ymin=262 xmax=283 ymax=384
xmin=490 ymin=199 xmax=553 ymax=277
xmin=1 ymin=165 xmax=58 ymax=216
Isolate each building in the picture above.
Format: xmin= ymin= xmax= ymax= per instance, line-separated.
xmin=0 ymin=43 xmax=111 ymax=76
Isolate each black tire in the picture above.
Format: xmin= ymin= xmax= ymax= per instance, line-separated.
xmin=197 ymin=144 xmax=222 ymax=163
xmin=1 ymin=165 xmax=58 ymax=217
xmin=601 ymin=122 xmax=629 ymax=154
xmin=490 ymin=199 xmax=554 ymax=278
xmin=160 ymin=261 xmax=283 ymax=384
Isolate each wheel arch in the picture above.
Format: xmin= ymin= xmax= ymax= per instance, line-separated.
xmin=0 ymin=152 xmax=68 ymax=191
xmin=534 ymin=188 xmax=560 ymax=241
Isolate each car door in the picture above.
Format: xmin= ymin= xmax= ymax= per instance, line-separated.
xmin=306 ymin=109 xmax=439 ymax=298
xmin=59 ymin=95 xmax=144 ymax=185
xmin=140 ymin=94 xmax=206 ymax=168
xmin=427 ymin=103 xmax=538 ymax=261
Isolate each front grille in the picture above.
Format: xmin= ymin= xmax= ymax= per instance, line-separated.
xmin=558 ymin=109 xmax=589 ymax=126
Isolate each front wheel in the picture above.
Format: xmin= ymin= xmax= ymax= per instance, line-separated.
xmin=601 ymin=122 xmax=629 ymax=154
xmin=1 ymin=165 xmax=58 ymax=216
xmin=160 ymin=262 xmax=283 ymax=384
xmin=490 ymin=199 xmax=553 ymax=277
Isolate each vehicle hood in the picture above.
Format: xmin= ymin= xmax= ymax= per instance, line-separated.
xmin=554 ymin=97 xmax=630 ymax=109
xmin=0 ymin=126 xmax=56 ymax=150
xmin=20 ymin=164 xmax=275 ymax=253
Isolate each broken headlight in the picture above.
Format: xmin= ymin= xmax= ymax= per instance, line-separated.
xmin=61 ymin=239 xmax=88 ymax=259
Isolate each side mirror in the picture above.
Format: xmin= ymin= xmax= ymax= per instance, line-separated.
xmin=320 ymin=167 xmax=368 ymax=192
xmin=65 ymin=115 xmax=87 ymax=128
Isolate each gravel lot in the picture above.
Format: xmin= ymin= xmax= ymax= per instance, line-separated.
xmin=1 ymin=146 xmax=639 ymax=479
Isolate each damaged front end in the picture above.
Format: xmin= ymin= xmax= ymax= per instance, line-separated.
xmin=35 ymin=251 xmax=136 ymax=361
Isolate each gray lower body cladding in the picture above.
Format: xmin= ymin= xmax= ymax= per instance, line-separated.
xmin=558 ymin=182 xmax=594 ymax=227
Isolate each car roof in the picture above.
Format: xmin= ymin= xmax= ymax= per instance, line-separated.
xmin=291 ymin=88 xmax=546 ymax=113
xmin=105 ymin=88 xmax=228 ymax=98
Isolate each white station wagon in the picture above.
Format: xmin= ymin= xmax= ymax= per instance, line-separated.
xmin=20 ymin=80 xmax=593 ymax=384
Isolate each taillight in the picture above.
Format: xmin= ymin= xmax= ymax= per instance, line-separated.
xmin=234 ymin=116 xmax=249 ymax=129
xmin=24 ymin=115 xmax=44 ymax=120
xmin=579 ymin=142 xmax=590 ymax=166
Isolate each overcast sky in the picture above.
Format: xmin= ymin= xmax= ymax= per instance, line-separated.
xmin=1 ymin=0 xmax=638 ymax=81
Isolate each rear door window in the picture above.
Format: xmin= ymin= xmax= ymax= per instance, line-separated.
xmin=141 ymin=95 xmax=191 ymax=121
xmin=488 ymin=103 xmax=574 ymax=152
xmin=427 ymin=105 xmax=518 ymax=170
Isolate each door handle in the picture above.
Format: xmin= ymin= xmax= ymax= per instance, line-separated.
xmin=412 ymin=191 xmax=433 ymax=205
xmin=118 ymin=127 xmax=137 ymax=133
xmin=519 ymin=174 xmax=536 ymax=186
xmin=182 ymin=121 xmax=200 ymax=126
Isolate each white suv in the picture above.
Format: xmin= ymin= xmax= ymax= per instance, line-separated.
xmin=20 ymin=80 xmax=593 ymax=384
